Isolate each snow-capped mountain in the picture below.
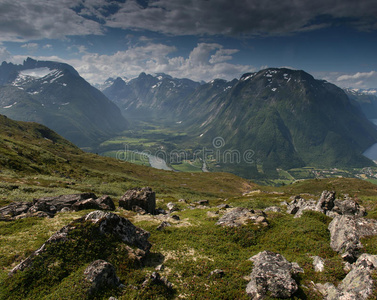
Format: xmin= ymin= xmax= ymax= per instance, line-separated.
xmin=344 ymin=87 xmax=377 ymax=120
xmin=0 ymin=58 xmax=127 ymax=147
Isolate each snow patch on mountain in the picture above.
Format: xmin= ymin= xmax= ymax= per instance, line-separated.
xmin=20 ymin=68 xmax=52 ymax=78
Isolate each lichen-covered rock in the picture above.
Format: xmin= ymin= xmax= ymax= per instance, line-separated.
xmin=311 ymin=256 xmax=325 ymax=272
xmin=328 ymin=215 xmax=361 ymax=262
xmin=156 ymin=221 xmax=171 ymax=231
xmin=246 ymin=251 xmax=303 ymax=299
xmin=95 ymin=195 xmax=115 ymax=211
xmin=84 ymin=260 xmax=120 ymax=294
xmin=141 ymin=272 xmax=173 ymax=290
xmin=0 ymin=201 xmax=32 ymax=218
xmin=315 ymin=190 xmax=336 ymax=214
xmin=119 ymin=187 xmax=156 ymax=214
xmin=316 ymin=254 xmax=377 ymax=300
xmin=263 ymin=206 xmax=281 ymax=213
xmin=215 ymin=207 xmax=268 ymax=227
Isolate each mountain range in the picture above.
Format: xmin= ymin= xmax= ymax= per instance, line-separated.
xmin=0 ymin=58 xmax=127 ymax=147
xmin=102 ymin=68 xmax=377 ymax=177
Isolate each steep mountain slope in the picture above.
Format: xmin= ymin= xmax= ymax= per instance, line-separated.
xmin=0 ymin=58 xmax=127 ymax=147
xmin=102 ymin=73 xmax=200 ymax=121
xmin=345 ymin=88 xmax=377 ymax=120
xmin=180 ymin=69 xmax=377 ymax=173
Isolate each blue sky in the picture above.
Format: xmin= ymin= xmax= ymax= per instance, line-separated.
xmin=1 ymin=0 xmax=377 ymax=88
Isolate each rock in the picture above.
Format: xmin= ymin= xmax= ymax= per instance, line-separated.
xmin=95 ymin=195 xmax=115 ymax=211
xmin=155 ymin=264 xmax=165 ymax=271
xmin=132 ymin=205 xmax=147 ymax=215
xmin=156 ymin=221 xmax=171 ymax=231
xmin=246 ymin=251 xmax=303 ymax=299
xmin=141 ymin=272 xmax=173 ymax=290
xmin=0 ymin=201 xmax=32 ymax=218
xmin=216 ymin=207 xmax=268 ymax=227
xmin=311 ymin=256 xmax=325 ymax=272
xmin=208 ymin=269 xmax=224 ymax=278
xmin=84 ymin=260 xmax=120 ymax=294
xmin=328 ymin=215 xmax=361 ymax=262
xmin=316 ymin=254 xmax=377 ymax=300
xmin=166 ymin=202 xmax=179 ymax=213
xmin=331 ymin=196 xmax=367 ymax=218
xmin=207 ymin=211 xmax=219 ymax=218
xmin=85 ymin=211 xmax=151 ymax=252
xmin=119 ymin=187 xmax=156 ymax=214
xmin=14 ymin=211 xmax=53 ymax=220
xmin=178 ymin=199 xmax=187 ymax=203
xmin=217 ymin=204 xmax=230 ymax=209
xmin=30 ymin=193 xmax=97 ymax=214
xmin=72 ymin=198 xmax=100 ymax=211
xmin=197 ymin=200 xmax=209 ymax=205
xmin=155 ymin=208 xmax=167 ymax=215
xmin=355 ymin=217 xmax=377 ymax=237
xmin=263 ymin=206 xmax=281 ymax=213
xmin=10 ymin=211 xmax=151 ymax=275
xmin=170 ymin=215 xmax=180 ymax=221
xmin=315 ymin=190 xmax=336 ymax=214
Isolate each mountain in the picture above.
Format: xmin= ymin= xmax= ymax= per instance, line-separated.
xmin=0 ymin=58 xmax=128 ymax=147
xmin=344 ymin=88 xmax=377 ymax=120
xmin=102 ymin=72 xmax=200 ymax=122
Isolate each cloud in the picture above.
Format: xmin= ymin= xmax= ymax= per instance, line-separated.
xmin=46 ymin=42 xmax=253 ymax=84
xmin=314 ymin=70 xmax=377 ymax=89
xmin=104 ymin=0 xmax=377 ymax=36
xmin=0 ymin=47 xmax=12 ymax=62
xmin=0 ymin=0 xmax=103 ymax=42
xmin=337 ymin=71 xmax=377 ymax=81
xmin=21 ymin=43 xmax=39 ymax=51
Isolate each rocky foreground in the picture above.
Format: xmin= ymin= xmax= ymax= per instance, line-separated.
xmin=1 ymin=188 xmax=377 ymax=299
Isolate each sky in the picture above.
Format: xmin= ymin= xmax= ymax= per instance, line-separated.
xmin=1 ymin=0 xmax=377 ymax=89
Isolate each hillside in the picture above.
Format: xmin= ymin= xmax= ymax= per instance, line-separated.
xmin=0 ymin=58 xmax=128 ymax=147
xmin=1 ymin=115 xmax=377 ymax=299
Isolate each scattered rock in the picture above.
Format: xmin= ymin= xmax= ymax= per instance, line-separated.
xmin=166 ymin=202 xmax=179 ymax=213
xmin=119 ymin=187 xmax=156 ymax=214
xmin=84 ymin=260 xmax=120 ymax=294
xmin=14 ymin=211 xmax=53 ymax=220
xmin=315 ymin=190 xmax=336 ymax=214
xmin=95 ymin=195 xmax=115 ymax=211
xmin=170 ymin=215 xmax=180 ymax=221
xmin=311 ymin=256 xmax=325 ymax=272
xmin=72 ymin=198 xmax=100 ymax=211
xmin=246 ymin=251 xmax=303 ymax=299
xmin=217 ymin=204 xmax=230 ymax=209
xmin=331 ymin=195 xmax=367 ymax=218
xmin=155 ymin=264 xmax=165 ymax=271
xmin=141 ymin=272 xmax=173 ymax=290
xmin=263 ymin=206 xmax=281 ymax=213
xmin=216 ymin=207 xmax=268 ymax=227
xmin=0 ymin=201 xmax=32 ymax=218
xmin=155 ymin=208 xmax=167 ymax=215
xmin=208 ymin=269 xmax=224 ymax=278
xmin=316 ymin=254 xmax=377 ymax=300
xmin=178 ymin=199 xmax=187 ymax=203
xmin=156 ymin=221 xmax=172 ymax=231
xmin=196 ymin=200 xmax=209 ymax=205
xmin=207 ymin=211 xmax=219 ymax=218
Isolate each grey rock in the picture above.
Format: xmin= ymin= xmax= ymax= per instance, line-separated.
xmin=95 ymin=195 xmax=115 ymax=211
xmin=166 ymin=202 xmax=179 ymax=213
xmin=197 ymin=200 xmax=209 ymax=205
xmin=217 ymin=204 xmax=230 ymax=209
xmin=30 ymin=193 xmax=97 ymax=214
xmin=142 ymin=272 xmax=173 ymax=290
xmin=263 ymin=206 xmax=281 ymax=213
xmin=311 ymin=256 xmax=325 ymax=272
xmin=132 ymin=205 xmax=147 ymax=215
xmin=246 ymin=251 xmax=303 ymax=299
xmin=156 ymin=221 xmax=171 ymax=231
xmin=317 ymin=254 xmax=377 ymax=300
xmin=84 ymin=260 xmax=120 ymax=294
xmin=209 ymin=269 xmax=224 ymax=278
xmin=14 ymin=211 xmax=53 ymax=220
xmin=170 ymin=214 xmax=180 ymax=221
xmin=0 ymin=201 xmax=32 ymax=218
xmin=315 ymin=190 xmax=336 ymax=214
xmin=155 ymin=208 xmax=167 ymax=215
xmin=216 ymin=207 xmax=268 ymax=227
xmin=328 ymin=215 xmax=361 ymax=262
xmin=332 ymin=196 xmax=367 ymax=218
xmin=85 ymin=211 xmax=151 ymax=252
xmin=119 ymin=187 xmax=156 ymax=214
xmin=72 ymin=198 xmax=100 ymax=211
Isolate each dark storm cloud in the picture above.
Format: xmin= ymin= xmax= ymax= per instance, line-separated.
xmin=106 ymin=0 xmax=377 ymax=36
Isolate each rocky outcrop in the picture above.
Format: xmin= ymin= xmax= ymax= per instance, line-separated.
xmin=141 ymin=272 xmax=173 ymax=290
xmin=287 ymin=191 xmax=366 ymax=219
xmin=0 ymin=193 xmax=116 ymax=220
xmin=119 ymin=187 xmax=156 ymax=214
xmin=316 ymin=254 xmax=377 ymax=300
xmin=9 ymin=211 xmax=151 ymax=275
xmin=246 ymin=251 xmax=303 ymax=299
xmin=328 ymin=215 xmax=377 ymax=262
xmin=216 ymin=207 xmax=268 ymax=227
xmin=84 ymin=260 xmax=120 ymax=294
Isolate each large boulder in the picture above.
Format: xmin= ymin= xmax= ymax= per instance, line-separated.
xmin=215 ymin=207 xmax=268 ymax=227
xmin=246 ymin=251 xmax=303 ymax=299
xmin=316 ymin=254 xmax=377 ymax=300
xmin=119 ymin=187 xmax=156 ymax=214
xmin=84 ymin=260 xmax=120 ymax=294
xmin=10 ymin=211 xmax=151 ymax=275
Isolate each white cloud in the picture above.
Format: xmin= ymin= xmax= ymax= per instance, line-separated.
xmin=0 ymin=47 xmax=12 ymax=62
xmin=42 ymin=44 xmax=53 ymax=49
xmin=21 ymin=43 xmax=39 ymax=51
xmin=337 ymin=71 xmax=376 ymax=81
